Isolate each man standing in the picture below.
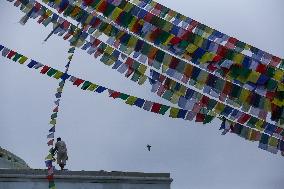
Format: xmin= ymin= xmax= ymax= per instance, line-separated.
xmin=55 ymin=137 xmax=68 ymax=170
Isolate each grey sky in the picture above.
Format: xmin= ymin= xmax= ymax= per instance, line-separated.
xmin=0 ymin=0 xmax=284 ymax=189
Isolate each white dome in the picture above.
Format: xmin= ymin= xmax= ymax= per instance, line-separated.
xmin=0 ymin=147 xmax=30 ymax=169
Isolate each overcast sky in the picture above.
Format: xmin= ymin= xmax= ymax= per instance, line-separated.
xmin=0 ymin=0 xmax=284 ymax=189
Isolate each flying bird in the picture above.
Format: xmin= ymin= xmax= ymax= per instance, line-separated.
xmin=147 ymin=144 xmax=151 ymax=151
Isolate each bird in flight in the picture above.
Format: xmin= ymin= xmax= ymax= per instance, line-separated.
xmin=147 ymin=144 xmax=151 ymax=151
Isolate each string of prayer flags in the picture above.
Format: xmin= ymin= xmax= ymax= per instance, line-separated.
xmin=1 ymin=3 xmax=283 ymax=142
xmin=1 ymin=43 xmax=284 ymax=157
xmin=219 ymin=117 xmax=282 ymax=155
xmin=52 ymin=0 xmax=284 ymax=94
xmin=44 ymin=30 xmax=78 ymax=189
xmin=35 ymin=0 xmax=284 ymax=119
xmin=129 ymin=0 xmax=284 ymax=69
xmin=2 ymin=5 xmax=284 ymax=137
xmin=11 ymin=0 xmax=284 ymax=126
xmin=4 ymin=0 xmax=284 ymax=157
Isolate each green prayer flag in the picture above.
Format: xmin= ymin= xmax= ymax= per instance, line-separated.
xmin=46 ymin=68 xmax=57 ymax=77
xmin=207 ymin=99 xmax=217 ymax=109
xmin=119 ymin=93 xmax=130 ymax=100
xmin=159 ymin=105 xmax=170 ymax=115
xmin=155 ymin=50 xmax=165 ymax=63
xmin=131 ymin=71 xmax=141 ymax=82
xmin=203 ymin=115 xmax=214 ymax=124
xmin=12 ymin=53 xmax=22 ymax=62
xmin=81 ymin=81 xmax=92 ymax=90
xmin=247 ymin=117 xmax=258 ymax=128
xmin=266 ymin=79 xmax=277 ymax=91
xmin=162 ymin=90 xmax=173 ymax=101
xmin=103 ymin=3 xmax=115 ymax=17
xmin=152 ymin=60 xmax=162 ymax=70
xmin=267 ymin=67 xmax=275 ymax=78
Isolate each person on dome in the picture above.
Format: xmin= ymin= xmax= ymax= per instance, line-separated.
xmin=54 ymin=137 xmax=68 ymax=170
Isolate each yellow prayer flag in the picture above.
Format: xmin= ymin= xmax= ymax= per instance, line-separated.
xmin=54 ymin=0 xmax=61 ymax=5
xmin=127 ymin=36 xmax=138 ymax=49
xmin=123 ymin=3 xmax=134 ymax=12
xmin=53 ymin=71 xmax=64 ymax=79
xmin=149 ymin=1 xmax=157 ymax=7
xmin=132 ymin=0 xmax=141 ymax=4
xmin=125 ymin=96 xmax=137 ymax=105
xmin=194 ymin=82 xmax=203 ymax=90
xmin=45 ymin=154 xmax=53 ymax=160
xmin=169 ymin=107 xmax=179 ymax=118
xmin=186 ymin=44 xmax=198 ymax=54
xmin=233 ymin=53 xmax=244 ymax=64
xmin=18 ymin=56 xmax=28 ymax=64
xmin=244 ymin=44 xmax=251 ymax=50
xmin=57 ymin=87 xmax=63 ymax=93
xmin=162 ymin=34 xmax=174 ymax=46
xmin=268 ymin=137 xmax=279 ymax=147
xmin=162 ymin=64 xmax=169 ymax=73
xmin=105 ymin=58 xmax=115 ymax=66
xmin=49 ymin=119 xmax=56 ymax=125
xmin=70 ymin=6 xmax=81 ymax=18
xmin=197 ymin=72 xmax=209 ymax=84
xmin=194 ymin=36 xmax=204 ymax=47
xmin=255 ymin=120 xmax=264 ymax=131
xmin=178 ymin=85 xmax=187 ymax=96
xmin=128 ymin=18 xmax=137 ymax=31
xmin=199 ymin=52 xmax=215 ymax=63
xmin=87 ymin=83 xmax=98 ymax=91
xmin=272 ymin=98 xmax=284 ymax=106
xmin=138 ymin=75 xmax=147 ymax=85
xmin=263 ymin=99 xmax=271 ymax=112
xmin=85 ymin=15 xmax=94 ymax=25
xmin=46 ymin=10 xmax=53 ymax=17
xmin=277 ymin=83 xmax=284 ymax=91
xmin=247 ymin=71 xmax=260 ymax=84
xmin=170 ymin=93 xmax=180 ymax=104
xmin=68 ymin=54 xmax=73 ymax=60
xmin=273 ymin=69 xmax=284 ymax=81
xmin=103 ymin=25 xmax=113 ymax=35
xmin=239 ymin=89 xmax=250 ymax=102
xmin=214 ymin=103 xmax=225 ymax=114
xmin=105 ymin=46 xmax=114 ymax=55
xmin=111 ymin=7 xmax=123 ymax=21
xmin=162 ymin=22 xmax=173 ymax=33
xmin=137 ymin=64 xmax=147 ymax=74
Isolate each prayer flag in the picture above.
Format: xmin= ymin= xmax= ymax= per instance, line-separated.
xmin=47 ymin=139 xmax=54 ymax=146
xmin=47 ymin=132 xmax=54 ymax=139
xmin=49 ymin=125 xmax=55 ymax=132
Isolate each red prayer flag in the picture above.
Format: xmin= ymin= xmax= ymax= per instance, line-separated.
xmin=7 ymin=50 xmax=16 ymax=59
xmin=46 ymin=174 xmax=54 ymax=181
xmin=47 ymin=139 xmax=54 ymax=146
xmin=151 ymin=103 xmax=162 ymax=113
xmin=237 ymin=113 xmax=251 ymax=124
xmin=256 ymin=63 xmax=266 ymax=74
xmin=97 ymin=1 xmax=107 ymax=13
xmin=170 ymin=37 xmax=181 ymax=45
xmin=143 ymin=12 xmax=155 ymax=22
xmin=73 ymin=79 xmax=84 ymax=86
xmin=53 ymin=106 xmax=59 ymax=113
xmin=40 ymin=65 xmax=50 ymax=74
xmin=110 ymin=91 xmax=120 ymax=98
xmin=195 ymin=113 xmax=205 ymax=122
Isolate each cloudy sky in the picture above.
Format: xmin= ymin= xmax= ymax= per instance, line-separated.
xmin=0 ymin=0 xmax=284 ymax=189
